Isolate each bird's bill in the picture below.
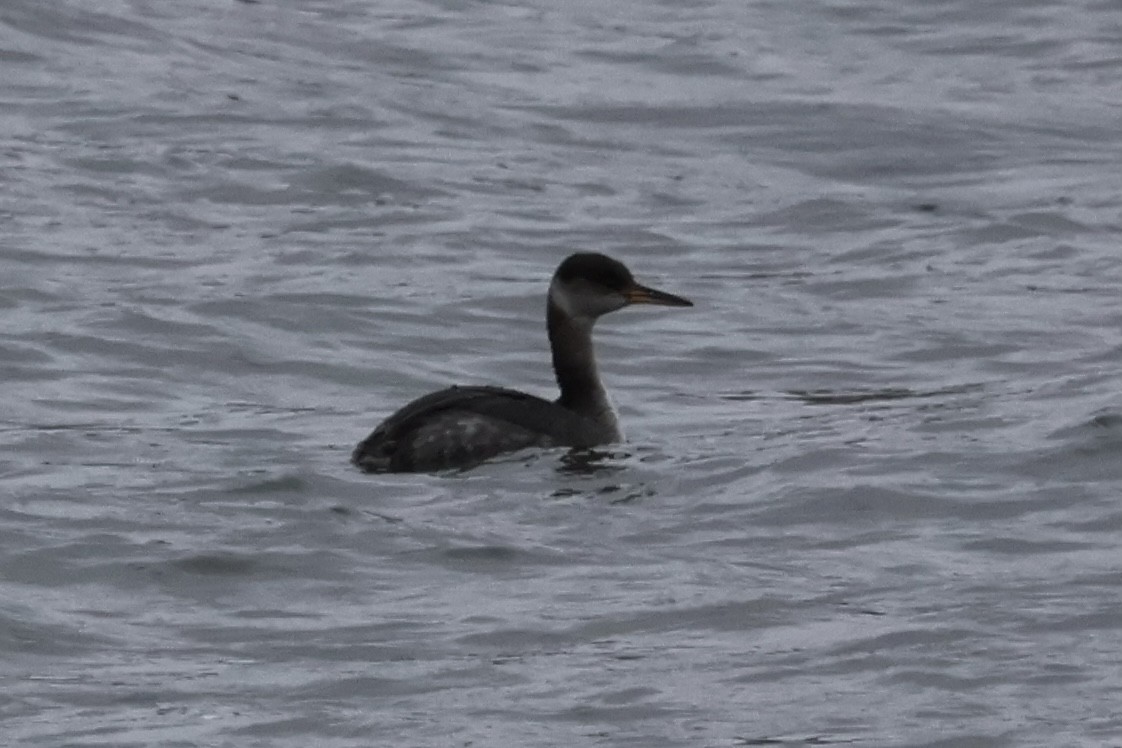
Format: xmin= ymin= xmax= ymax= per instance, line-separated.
xmin=624 ymin=283 xmax=693 ymax=307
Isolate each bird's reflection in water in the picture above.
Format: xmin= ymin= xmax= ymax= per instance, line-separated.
xmin=551 ymin=447 xmax=655 ymax=504
xmin=556 ymin=446 xmax=629 ymax=476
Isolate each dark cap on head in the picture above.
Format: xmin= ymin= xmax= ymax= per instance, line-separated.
xmin=554 ymin=252 xmax=634 ymax=291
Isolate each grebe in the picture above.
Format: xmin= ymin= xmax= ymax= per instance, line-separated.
xmin=352 ymin=252 xmax=692 ymax=473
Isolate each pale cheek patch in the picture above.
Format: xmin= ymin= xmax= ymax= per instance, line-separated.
xmin=549 ymin=278 xmax=599 ymax=328
xmin=549 ymin=277 xmax=577 ymax=318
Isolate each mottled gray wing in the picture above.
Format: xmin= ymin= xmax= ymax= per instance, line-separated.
xmin=352 ymin=386 xmax=578 ymax=472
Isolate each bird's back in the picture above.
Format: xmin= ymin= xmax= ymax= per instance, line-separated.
xmin=351 ymin=385 xmax=597 ymax=473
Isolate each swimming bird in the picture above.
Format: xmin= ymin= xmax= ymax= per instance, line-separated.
xmin=352 ymin=252 xmax=692 ymax=473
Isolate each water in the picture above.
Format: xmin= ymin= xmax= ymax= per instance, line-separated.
xmin=2 ymin=0 xmax=1120 ymax=745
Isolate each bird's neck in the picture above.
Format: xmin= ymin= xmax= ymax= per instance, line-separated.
xmin=547 ymin=299 xmax=610 ymax=415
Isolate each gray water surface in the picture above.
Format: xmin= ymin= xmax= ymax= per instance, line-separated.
xmin=2 ymin=1 xmax=1120 ymax=746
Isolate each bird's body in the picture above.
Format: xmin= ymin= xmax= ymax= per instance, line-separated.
xmin=352 ymin=253 xmax=691 ymax=473
xmin=351 ymin=385 xmax=614 ymax=472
